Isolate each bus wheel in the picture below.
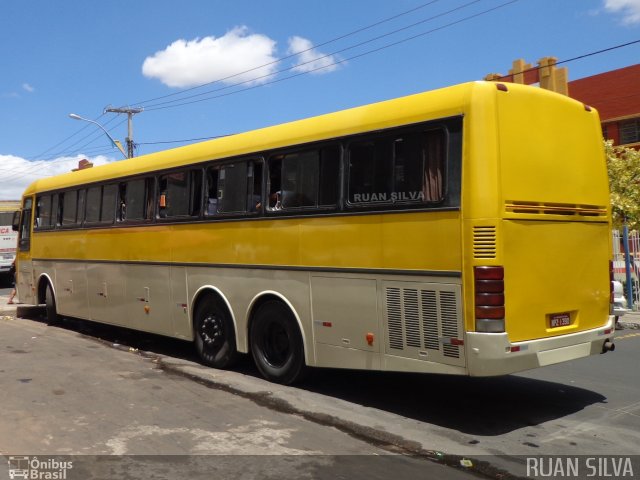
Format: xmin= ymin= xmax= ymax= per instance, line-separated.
xmin=194 ymin=296 xmax=238 ymax=369
xmin=250 ymin=301 xmax=306 ymax=385
xmin=44 ymin=282 xmax=59 ymax=325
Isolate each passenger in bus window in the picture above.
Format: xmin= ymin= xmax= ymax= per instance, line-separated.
xmin=268 ymin=191 xmax=282 ymax=210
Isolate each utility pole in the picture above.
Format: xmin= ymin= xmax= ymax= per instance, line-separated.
xmin=104 ymin=107 xmax=143 ymax=158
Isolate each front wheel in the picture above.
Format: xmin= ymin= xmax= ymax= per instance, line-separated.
xmin=44 ymin=282 xmax=59 ymax=325
xmin=250 ymin=301 xmax=307 ymax=385
xmin=194 ymin=296 xmax=238 ymax=369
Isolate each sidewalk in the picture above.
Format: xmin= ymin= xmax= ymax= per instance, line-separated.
xmin=619 ymin=309 xmax=640 ymax=327
xmin=0 ymin=293 xmax=43 ymax=317
xmin=0 ymin=293 xmax=18 ymax=315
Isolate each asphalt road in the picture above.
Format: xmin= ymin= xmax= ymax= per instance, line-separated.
xmin=0 ymin=312 xmax=479 ymax=480
xmin=1 ymin=295 xmax=639 ymax=479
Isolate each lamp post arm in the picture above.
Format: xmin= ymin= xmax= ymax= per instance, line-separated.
xmin=68 ymin=114 xmax=128 ymax=158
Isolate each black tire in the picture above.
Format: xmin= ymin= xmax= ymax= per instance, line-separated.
xmin=44 ymin=282 xmax=59 ymax=325
xmin=250 ymin=300 xmax=307 ymax=385
xmin=194 ymin=295 xmax=238 ymax=369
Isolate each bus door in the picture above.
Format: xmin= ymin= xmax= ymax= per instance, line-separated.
xmin=15 ymin=197 xmax=36 ymax=304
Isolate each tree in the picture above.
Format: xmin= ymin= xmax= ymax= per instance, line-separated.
xmin=606 ymin=140 xmax=640 ymax=230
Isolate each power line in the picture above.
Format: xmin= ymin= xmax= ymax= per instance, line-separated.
xmin=129 ymin=0 xmax=444 ymax=107
xmin=140 ymin=0 xmax=485 ymax=110
xmin=0 ymin=118 xmax=128 ymax=182
xmin=144 ymin=0 xmax=517 ymax=112
xmin=13 ymin=1 xmax=640 ymax=179
xmin=137 ymin=134 xmax=233 ymax=146
xmin=20 ymin=0 xmax=450 ymax=166
xmin=38 ymin=116 xmax=123 ymax=161
xmin=495 ymin=39 xmax=640 ymax=81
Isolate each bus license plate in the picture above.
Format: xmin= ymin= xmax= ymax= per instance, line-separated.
xmin=550 ymin=313 xmax=571 ymax=328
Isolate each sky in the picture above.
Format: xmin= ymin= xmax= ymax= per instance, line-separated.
xmin=1 ymin=0 xmax=640 ymax=199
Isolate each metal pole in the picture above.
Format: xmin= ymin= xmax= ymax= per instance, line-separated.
xmin=127 ymin=112 xmax=134 ymax=158
xmin=623 ymin=223 xmax=634 ymax=309
xmin=104 ymin=107 xmax=143 ymax=158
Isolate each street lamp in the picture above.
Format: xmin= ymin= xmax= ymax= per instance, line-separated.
xmin=68 ymin=113 xmax=128 ymax=158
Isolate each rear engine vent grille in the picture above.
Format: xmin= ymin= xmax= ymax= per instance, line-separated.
xmin=473 ymin=226 xmax=497 ymax=259
xmin=384 ymin=283 xmax=464 ymax=367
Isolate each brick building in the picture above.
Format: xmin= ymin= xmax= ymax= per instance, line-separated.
xmin=569 ymin=64 xmax=640 ymax=147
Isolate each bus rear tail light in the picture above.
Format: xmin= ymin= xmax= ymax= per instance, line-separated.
xmin=475 ymin=266 xmax=505 ymax=333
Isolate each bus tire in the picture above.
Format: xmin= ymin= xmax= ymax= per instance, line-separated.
xmin=250 ymin=300 xmax=307 ymax=385
xmin=44 ymin=282 xmax=59 ymax=325
xmin=194 ymin=295 xmax=238 ymax=369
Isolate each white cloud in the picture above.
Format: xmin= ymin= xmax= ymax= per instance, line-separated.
xmin=142 ymin=26 xmax=278 ymax=88
xmin=22 ymin=83 xmax=34 ymax=93
xmin=287 ymin=36 xmax=342 ymax=74
xmin=0 ymin=154 xmax=116 ymax=200
xmin=604 ymin=0 xmax=640 ymax=24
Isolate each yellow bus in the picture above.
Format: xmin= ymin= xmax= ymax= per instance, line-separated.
xmin=14 ymin=81 xmax=615 ymax=384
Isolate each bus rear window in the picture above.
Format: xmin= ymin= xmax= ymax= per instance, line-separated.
xmin=347 ymin=129 xmax=446 ymax=207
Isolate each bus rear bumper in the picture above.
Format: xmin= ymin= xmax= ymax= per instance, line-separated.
xmin=465 ymin=316 xmax=615 ymax=376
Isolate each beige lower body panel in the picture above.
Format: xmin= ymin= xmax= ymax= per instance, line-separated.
xmin=31 ymin=260 xmax=466 ymax=374
xmin=465 ymin=316 xmax=615 ymax=376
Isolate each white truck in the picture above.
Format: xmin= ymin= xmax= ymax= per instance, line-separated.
xmin=0 ymin=201 xmax=20 ymax=285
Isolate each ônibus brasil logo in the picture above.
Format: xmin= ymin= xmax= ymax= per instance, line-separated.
xmin=7 ymin=456 xmax=73 ymax=480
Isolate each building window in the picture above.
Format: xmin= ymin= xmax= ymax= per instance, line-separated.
xmin=620 ymin=119 xmax=640 ymax=145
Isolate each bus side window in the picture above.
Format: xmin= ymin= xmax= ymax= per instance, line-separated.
xmin=118 ymin=183 xmax=127 ymax=222
xmin=268 ymin=146 xmax=338 ymax=211
xmin=77 ymin=189 xmax=86 ymax=226
xmin=248 ymin=161 xmax=263 ymax=213
xmin=122 ymin=178 xmax=154 ymax=222
xmin=52 ymin=194 xmax=60 ymax=228
xmin=35 ymin=195 xmax=52 ymax=229
xmin=190 ymin=170 xmax=203 ymax=217
xmin=268 ymin=157 xmax=282 ymax=210
xmin=85 ymin=186 xmax=101 ymax=223
xmin=205 ymin=167 xmax=219 ymax=216
xmin=219 ymin=163 xmax=248 ymax=214
xmin=318 ymin=146 xmax=339 ymax=207
xmin=158 ymin=175 xmax=168 ymax=218
xmin=158 ymin=171 xmax=193 ymax=218
xmin=421 ymin=129 xmax=446 ymax=202
xmin=100 ymin=184 xmax=117 ymax=224
xmin=347 ymin=129 xmax=446 ymax=207
xmin=61 ymin=190 xmax=78 ymax=226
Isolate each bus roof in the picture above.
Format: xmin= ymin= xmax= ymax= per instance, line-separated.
xmin=22 ymin=81 xmax=591 ymax=195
